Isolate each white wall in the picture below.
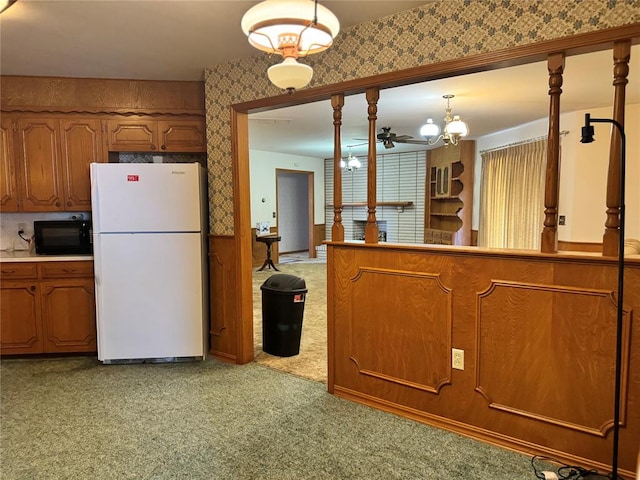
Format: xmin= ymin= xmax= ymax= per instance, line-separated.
xmin=249 ymin=150 xmax=325 ymax=229
xmin=473 ymin=103 xmax=639 ymax=242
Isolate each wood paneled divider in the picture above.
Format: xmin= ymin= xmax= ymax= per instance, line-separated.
xmin=208 ymin=235 xmax=240 ymax=363
xmin=327 ymin=241 xmax=640 ymax=476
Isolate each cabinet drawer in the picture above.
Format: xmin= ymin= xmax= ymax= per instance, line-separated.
xmin=39 ymin=261 xmax=94 ymax=279
xmin=0 ymin=263 xmax=38 ymax=280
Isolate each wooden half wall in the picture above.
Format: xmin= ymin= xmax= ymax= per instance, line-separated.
xmin=327 ymin=242 xmax=640 ymax=476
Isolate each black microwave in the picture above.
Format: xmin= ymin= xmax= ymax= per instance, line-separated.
xmin=34 ymin=220 xmax=93 ymax=255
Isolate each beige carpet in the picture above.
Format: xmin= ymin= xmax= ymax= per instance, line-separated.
xmin=253 ymin=258 xmax=327 ymax=383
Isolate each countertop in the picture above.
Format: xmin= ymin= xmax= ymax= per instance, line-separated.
xmin=0 ymin=250 xmax=93 ymax=263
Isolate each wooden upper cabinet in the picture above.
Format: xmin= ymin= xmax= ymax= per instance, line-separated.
xmin=107 ymin=118 xmax=205 ymax=153
xmin=158 ymin=120 xmax=206 ymax=152
xmin=60 ymin=118 xmax=105 ymax=210
xmin=106 ymin=119 xmax=158 ymax=152
xmin=0 ymin=117 xmax=18 ymax=212
xmin=15 ymin=118 xmax=64 ymax=211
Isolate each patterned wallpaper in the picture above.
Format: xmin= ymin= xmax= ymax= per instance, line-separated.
xmin=204 ymin=0 xmax=640 ymax=235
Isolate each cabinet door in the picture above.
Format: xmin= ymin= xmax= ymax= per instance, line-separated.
xmin=0 ymin=282 xmax=44 ymax=354
xmin=0 ymin=117 xmax=18 ymax=212
xmin=60 ymin=118 xmax=104 ymax=210
xmin=40 ymin=279 xmax=96 ymax=353
xmin=15 ymin=118 xmax=64 ymax=211
xmin=157 ymin=120 xmax=206 ymax=152
xmin=106 ymin=119 xmax=158 ymax=152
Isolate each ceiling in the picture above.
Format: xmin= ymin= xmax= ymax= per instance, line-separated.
xmin=1 ymin=1 xmax=638 ymax=160
xmin=0 ymin=0 xmax=427 ymax=80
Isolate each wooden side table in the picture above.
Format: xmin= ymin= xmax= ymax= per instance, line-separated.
xmin=256 ymin=235 xmax=281 ymax=271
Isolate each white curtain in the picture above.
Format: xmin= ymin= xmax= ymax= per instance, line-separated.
xmin=478 ymin=139 xmax=548 ymax=249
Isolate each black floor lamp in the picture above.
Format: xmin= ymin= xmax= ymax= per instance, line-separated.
xmin=580 ymin=112 xmax=626 ymax=480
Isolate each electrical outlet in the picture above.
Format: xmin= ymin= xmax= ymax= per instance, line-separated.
xmin=17 ymin=223 xmax=27 ymax=233
xmin=452 ymin=348 xmax=464 ymax=370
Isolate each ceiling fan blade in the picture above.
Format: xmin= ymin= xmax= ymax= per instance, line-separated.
xmin=396 ymin=138 xmax=429 ymax=145
xmin=394 ymin=135 xmax=414 ymax=141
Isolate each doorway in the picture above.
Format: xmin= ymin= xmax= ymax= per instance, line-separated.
xmin=276 ymin=169 xmax=315 ymax=258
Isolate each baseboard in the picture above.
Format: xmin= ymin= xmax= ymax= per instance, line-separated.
xmin=331 ymin=385 xmax=633 ymax=478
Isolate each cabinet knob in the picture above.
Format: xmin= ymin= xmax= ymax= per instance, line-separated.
xmin=30 ymin=285 xmax=36 ymax=291
xmin=151 ymin=144 xmax=156 ymax=150
xmin=67 ymin=201 xmax=72 ymax=207
xmin=161 ymin=144 xmax=166 ymax=150
xmin=55 ymin=201 xmax=61 ymax=207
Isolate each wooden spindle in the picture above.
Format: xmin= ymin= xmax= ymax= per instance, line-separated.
xmin=331 ymin=94 xmax=345 ymax=242
xmin=541 ymin=52 xmax=564 ymax=254
xmin=603 ymin=40 xmax=631 ymax=257
xmin=365 ymin=87 xmax=379 ymax=244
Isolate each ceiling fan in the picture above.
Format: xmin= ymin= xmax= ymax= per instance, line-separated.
xmin=355 ymin=127 xmax=430 ymax=149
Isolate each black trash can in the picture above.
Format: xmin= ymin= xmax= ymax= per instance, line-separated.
xmin=260 ymin=274 xmax=307 ymax=357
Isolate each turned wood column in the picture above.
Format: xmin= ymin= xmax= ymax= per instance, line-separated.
xmin=541 ymin=52 xmax=564 ymax=254
xmin=603 ymin=40 xmax=631 ymax=257
xmin=365 ymin=87 xmax=379 ymax=244
xmin=331 ymin=94 xmax=345 ymax=242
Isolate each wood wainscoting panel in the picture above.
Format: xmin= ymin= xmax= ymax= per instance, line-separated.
xmin=208 ymin=235 xmax=238 ymax=362
xmin=327 ymin=242 xmax=640 ymax=476
xmin=476 ymin=280 xmax=630 ymax=436
xmin=348 ymin=267 xmax=452 ymax=393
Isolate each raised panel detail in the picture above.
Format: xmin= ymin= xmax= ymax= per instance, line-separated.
xmin=158 ymin=120 xmax=205 ymax=152
xmin=60 ymin=119 xmax=103 ymax=209
xmin=16 ymin=118 xmax=63 ymax=210
xmin=349 ymin=267 xmax=452 ymax=393
xmin=107 ymin=120 xmax=157 ymax=151
xmin=476 ymin=280 xmax=631 ymax=436
xmin=0 ymin=117 xmax=18 ymax=211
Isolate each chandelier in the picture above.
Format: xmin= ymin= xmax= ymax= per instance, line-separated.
xmin=419 ymin=94 xmax=469 ymax=146
xmin=340 ymin=147 xmax=361 ymax=172
xmin=241 ymin=0 xmax=340 ymax=92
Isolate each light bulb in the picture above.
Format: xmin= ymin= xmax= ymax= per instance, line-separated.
xmin=445 ymin=115 xmax=469 ymax=136
xmin=420 ymin=119 xmax=440 ymax=138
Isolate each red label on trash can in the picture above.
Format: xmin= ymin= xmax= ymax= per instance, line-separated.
xmin=293 ymin=293 xmax=304 ymax=303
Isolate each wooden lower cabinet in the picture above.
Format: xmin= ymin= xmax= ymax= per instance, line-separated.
xmin=0 ymin=281 xmax=44 ymax=354
xmin=0 ymin=261 xmax=96 ymax=355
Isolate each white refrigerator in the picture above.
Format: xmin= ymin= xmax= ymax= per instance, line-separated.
xmin=90 ymin=162 xmax=207 ymax=363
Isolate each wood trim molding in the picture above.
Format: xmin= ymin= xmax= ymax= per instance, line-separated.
xmin=332 ymin=385 xmax=634 ymax=479
xmin=475 ymin=279 xmax=632 ymax=437
xmin=348 ymin=266 xmax=453 ymax=394
xmin=231 ymin=109 xmax=254 ymax=365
